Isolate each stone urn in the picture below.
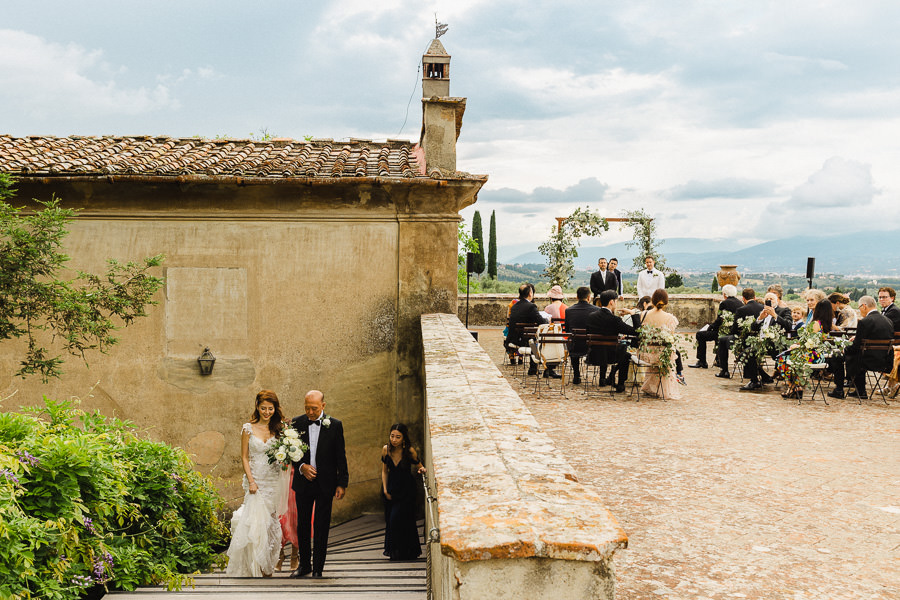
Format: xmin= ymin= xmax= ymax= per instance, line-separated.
xmin=716 ymin=265 xmax=741 ymax=287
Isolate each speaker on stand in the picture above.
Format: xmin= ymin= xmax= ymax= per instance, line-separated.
xmin=806 ymin=257 xmax=816 ymax=290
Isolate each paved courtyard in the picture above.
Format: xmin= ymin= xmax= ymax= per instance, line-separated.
xmin=474 ymin=327 xmax=899 ymax=600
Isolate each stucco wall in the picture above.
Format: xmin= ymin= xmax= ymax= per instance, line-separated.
xmin=457 ymin=293 xmax=720 ymax=330
xmin=1 ymin=176 xmax=482 ymax=520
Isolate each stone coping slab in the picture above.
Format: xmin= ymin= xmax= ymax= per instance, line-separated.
xmin=422 ymin=313 xmax=628 ymax=563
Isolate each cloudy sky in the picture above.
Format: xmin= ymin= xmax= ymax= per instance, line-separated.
xmin=3 ymin=1 xmax=899 ymax=261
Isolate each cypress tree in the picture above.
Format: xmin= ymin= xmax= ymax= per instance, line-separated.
xmin=471 ymin=211 xmax=486 ymax=274
xmin=488 ymin=210 xmax=497 ymax=279
xmin=711 ymin=276 xmax=719 ymax=292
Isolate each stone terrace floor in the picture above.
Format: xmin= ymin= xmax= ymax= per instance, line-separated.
xmin=473 ymin=327 xmax=899 ymax=600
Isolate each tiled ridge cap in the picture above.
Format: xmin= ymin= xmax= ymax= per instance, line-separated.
xmin=422 ymin=313 xmax=628 ymax=562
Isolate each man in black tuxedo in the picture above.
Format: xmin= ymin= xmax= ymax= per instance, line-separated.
xmin=563 ymin=286 xmax=600 ymax=385
xmin=828 ymin=296 xmax=894 ymax=399
xmin=291 ymin=390 xmax=349 ymax=578
xmin=739 ymin=292 xmax=792 ymax=391
xmin=715 ymin=287 xmax=763 ymax=379
xmin=607 ymin=258 xmax=624 ymax=297
xmin=878 ymin=287 xmax=900 ymax=332
xmin=585 ymin=290 xmax=637 ymax=393
xmin=590 ymin=258 xmax=617 ymax=300
xmin=505 ymin=284 xmax=550 ymax=376
xmin=690 ymin=284 xmax=742 ymax=369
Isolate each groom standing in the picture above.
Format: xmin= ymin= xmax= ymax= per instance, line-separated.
xmin=290 ymin=390 xmax=349 ymax=578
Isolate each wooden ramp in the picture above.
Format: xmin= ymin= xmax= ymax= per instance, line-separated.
xmin=109 ymin=514 xmax=426 ymax=599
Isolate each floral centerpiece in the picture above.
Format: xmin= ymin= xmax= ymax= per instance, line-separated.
xmin=638 ymin=325 xmax=677 ymax=377
xmin=784 ymin=325 xmax=851 ymax=388
xmin=732 ymin=316 xmax=789 ymax=369
xmin=265 ymin=425 xmax=308 ymax=471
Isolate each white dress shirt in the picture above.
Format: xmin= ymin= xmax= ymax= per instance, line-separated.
xmin=636 ymin=268 xmax=665 ymax=299
xmin=308 ymin=415 xmax=322 ymax=469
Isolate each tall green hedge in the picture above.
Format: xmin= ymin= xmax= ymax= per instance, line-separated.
xmin=0 ymin=398 xmax=229 ymax=599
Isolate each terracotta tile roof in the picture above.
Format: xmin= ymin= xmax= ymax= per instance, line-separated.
xmin=0 ymin=135 xmax=426 ymax=179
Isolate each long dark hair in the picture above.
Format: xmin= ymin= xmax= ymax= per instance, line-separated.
xmin=388 ymin=423 xmax=414 ymax=462
xmin=812 ymin=299 xmax=834 ymax=334
xmin=251 ymin=390 xmax=285 ymax=437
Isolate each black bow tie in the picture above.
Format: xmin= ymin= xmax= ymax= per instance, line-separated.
xmin=647 ymin=270 xmax=652 ymax=274
xmin=310 ymin=420 xmax=320 ymax=427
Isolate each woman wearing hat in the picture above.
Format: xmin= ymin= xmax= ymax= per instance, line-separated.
xmin=543 ymin=285 xmax=568 ymax=321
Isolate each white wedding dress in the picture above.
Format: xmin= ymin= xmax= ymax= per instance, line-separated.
xmin=225 ymin=424 xmax=290 ymax=577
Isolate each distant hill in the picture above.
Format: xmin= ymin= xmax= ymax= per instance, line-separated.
xmin=502 ymin=231 xmax=900 ymax=276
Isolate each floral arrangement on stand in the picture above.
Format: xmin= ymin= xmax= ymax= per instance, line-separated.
xmin=265 ymin=425 xmax=308 ymax=470
xmin=638 ymin=325 xmax=677 ymax=377
xmin=732 ymin=316 xmax=789 ymax=369
xmin=784 ymin=326 xmax=852 ymax=388
xmin=718 ymin=309 xmax=735 ymax=333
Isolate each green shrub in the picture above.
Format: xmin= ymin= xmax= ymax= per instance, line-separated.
xmin=0 ymin=398 xmax=229 ymax=599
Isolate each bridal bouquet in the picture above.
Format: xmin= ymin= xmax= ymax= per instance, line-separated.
xmin=266 ymin=425 xmax=308 ymax=470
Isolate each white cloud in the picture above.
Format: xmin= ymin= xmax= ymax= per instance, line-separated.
xmin=0 ymin=29 xmax=177 ymax=118
xmin=789 ymin=157 xmax=877 ymax=208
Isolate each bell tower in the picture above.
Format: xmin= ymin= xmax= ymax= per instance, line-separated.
xmin=422 ymin=38 xmax=450 ymax=98
xmin=419 ymin=30 xmax=466 ymax=175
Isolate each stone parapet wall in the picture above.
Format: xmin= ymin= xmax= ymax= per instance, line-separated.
xmin=458 ymin=293 xmax=720 ymax=330
xmin=421 ymin=313 xmax=627 ymax=599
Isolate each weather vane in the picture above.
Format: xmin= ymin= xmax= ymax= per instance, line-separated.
xmin=435 ymin=15 xmax=448 ymax=39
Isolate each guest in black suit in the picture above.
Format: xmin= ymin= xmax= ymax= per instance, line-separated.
xmin=739 ymin=292 xmax=792 ymax=391
xmin=878 ymin=287 xmax=900 ymax=332
xmin=607 ymin=258 xmax=624 ymax=297
xmin=291 ymin=390 xmax=349 ymax=578
xmin=563 ymin=286 xmax=600 ymax=385
xmin=505 ymin=283 xmax=550 ymax=376
xmin=690 ymin=284 xmax=742 ymax=369
xmin=585 ymin=290 xmax=637 ymax=393
xmin=589 ymin=258 xmax=617 ymax=300
xmin=715 ymin=288 xmax=761 ymax=379
xmin=828 ymin=296 xmax=895 ymax=399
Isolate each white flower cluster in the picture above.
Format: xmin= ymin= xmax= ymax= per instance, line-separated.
xmin=266 ymin=425 xmax=308 ymax=470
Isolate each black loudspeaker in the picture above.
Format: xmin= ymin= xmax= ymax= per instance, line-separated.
xmin=466 ymin=252 xmax=476 ymax=274
xmin=806 ymin=257 xmax=816 ymax=280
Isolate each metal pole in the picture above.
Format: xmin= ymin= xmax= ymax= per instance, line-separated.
xmin=466 ymin=270 xmax=470 ymax=329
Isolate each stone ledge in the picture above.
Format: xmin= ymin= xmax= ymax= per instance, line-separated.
xmin=422 ymin=313 xmax=628 ymax=563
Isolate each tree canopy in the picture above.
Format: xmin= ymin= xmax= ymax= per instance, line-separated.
xmin=1 ymin=174 xmax=164 ymax=380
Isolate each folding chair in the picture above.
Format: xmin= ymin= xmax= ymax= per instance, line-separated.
xmin=856 ymin=339 xmax=893 ymax=405
xmin=585 ymin=334 xmax=619 ymax=398
xmin=804 ymin=362 xmax=830 ymax=405
xmin=629 ymin=350 xmax=667 ymax=402
xmin=531 ymin=331 xmax=570 ymax=397
xmin=509 ymin=324 xmax=538 ymax=381
xmin=566 ymin=328 xmax=588 ymax=387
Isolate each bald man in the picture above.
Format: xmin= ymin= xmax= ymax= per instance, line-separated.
xmin=290 ymin=390 xmax=349 ymax=578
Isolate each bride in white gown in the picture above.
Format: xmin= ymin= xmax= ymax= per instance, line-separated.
xmin=226 ymin=390 xmax=291 ymax=577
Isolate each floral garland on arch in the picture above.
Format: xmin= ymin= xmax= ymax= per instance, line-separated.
xmin=732 ymin=315 xmax=789 ymax=368
xmin=638 ymin=325 xmax=677 ymax=378
xmin=784 ymin=325 xmax=852 ymax=388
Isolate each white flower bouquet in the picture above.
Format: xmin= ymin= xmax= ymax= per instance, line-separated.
xmin=266 ymin=425 xmax=308 ymax=470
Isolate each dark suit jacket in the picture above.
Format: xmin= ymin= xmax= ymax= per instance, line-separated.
xmin=585 ymin=307 xmax=636 ymax=364
xmin=846 ymin=310 xmax=894 ymax=372
xmin=564 ymin=300 xmax=600 ymax=356
xmin=589 ymin=270 xmax=617 ymax=297
xmin=882 ymin=303 xmax=900 ymax=332
xmin=505 ymin=299 xmax=547 ymax=348
xmin=730 ymin=301 xmax=764 ymax=335
xmin=291 ymin=414 xmax=349 ymax=494
xmin=609 ymin=269 xmax=623 ymax=295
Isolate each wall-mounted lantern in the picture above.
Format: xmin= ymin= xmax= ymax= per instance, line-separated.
xmin=197 ymin=347 xmax=216 ymax=376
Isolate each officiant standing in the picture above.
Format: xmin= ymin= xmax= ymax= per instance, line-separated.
xmin=290 ymin=390 xmax=349 ymax=579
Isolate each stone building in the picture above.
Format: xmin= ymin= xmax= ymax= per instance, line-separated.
xmin=0 ymin=39 xmax=486 ymax=518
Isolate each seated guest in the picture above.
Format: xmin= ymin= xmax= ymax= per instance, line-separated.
xmin=739 ymin=292 xmax=791 ymax=391
xmin=828 ymin=295 xmax=894 ymax=399
xmin=504 ymin=283 xmax=534 ymax=364
xmin=691 ymin=284 xmax=741 ymax=369
xmin=505 ymin=284 xmax=550 ymax=377
xmin=829 ymin=293 xmax=855 ymax=330
xmin=791 ymin=306 xmax=808 ymax=331
xmin=543 ymin=285 xmax=567 ymax=321
xmin=627 ymin=296 xmax=653 ymax=329
xmin=766 ymin=285 xmax=793 ymax=322
xmin=585 ymin=290 xmax=637 ymax=393
xmin=878 ymin=287 xmax=900 ymax=332
xmin=801 ymin=289 xmax=827 ymax=327
xmin=715 ymin=288 xmax=762 ymax=379
xmin=638 ymin=289 xmax=683 ymax=398
xmin=563 ymin=286 xmax=599 ymax=385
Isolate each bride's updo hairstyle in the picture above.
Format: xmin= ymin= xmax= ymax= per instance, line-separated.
xmin=651 ymin=288 xmax=669 ymax=310
xmin=251 ymin=389 xmax=285 ymax=436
